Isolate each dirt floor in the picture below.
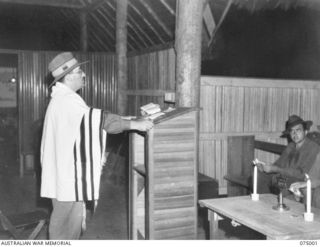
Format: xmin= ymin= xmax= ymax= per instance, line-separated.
xmin=0 ymin=134 xmax=264 ymax=240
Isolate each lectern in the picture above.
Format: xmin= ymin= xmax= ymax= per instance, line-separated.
xmin=128 ymin=107 xmax=198 ymax=239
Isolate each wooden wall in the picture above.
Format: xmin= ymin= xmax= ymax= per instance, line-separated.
xmin=127 ymin=48 xmax=176 ymax=115
xmin=199 ymin=76 xmax=320 ymax=194
xmin=16 ymin=46 xmax=320 ymax=191
xmin=126 ymin=49 xmax=320 ymax=195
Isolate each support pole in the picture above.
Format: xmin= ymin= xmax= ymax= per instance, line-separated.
xmin=175 ymin=0 xmax=205 ymax=239
xmin=175 ymin=0 xmax=205 ymax=107
xmin=80 ymin=10 xmax=88 ymax=52
xmin=116 ymin=0 xmax=128 ymax=115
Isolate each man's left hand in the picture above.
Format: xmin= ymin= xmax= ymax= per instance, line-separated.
xmin=130 ymin=119 xmax=154 ymax=131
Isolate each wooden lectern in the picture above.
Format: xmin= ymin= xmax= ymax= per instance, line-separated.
xmin=129 ymin=107 xmax=198 ymax=239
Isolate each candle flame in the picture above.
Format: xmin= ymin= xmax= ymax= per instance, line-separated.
xmin=305 ymin=173 xmax=310 ymax=180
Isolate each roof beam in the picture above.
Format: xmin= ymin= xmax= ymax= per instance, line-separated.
xmin=80 ymin=10 xmax=88 ymax=51
xmin=127 ymin=13 xmax=155 ymax=47
xmin=127 ymin=22 xmax=149 ymax=49
xmin=203 ymin=2 xmax=216 ymax=40
xmin=138 ymin=0 xmax=173 ymax=38
xmin=87 ymin=0 xmax=105 ymax=11
xmin=103 ymin=1 xmax=152 ymax=49
xmin=208 ymin=0 xmax=233 ymax=47
xmin=59 ymin=10 xmax=81 ymax=49
xmin=94 ymin=3 xmax=133 ymax=51
xmin=89 ymin=10 xmax=115 ymax=49
xmin=97 ymin=4 xmax=115 ymax=29
xmin=104 ymin=3 xmax=144 ymax=51
xmin=102 ymin=1 xmax=147 ymax=49
xmin=0 ymin=0 xmax=85 ymax=9
xmin=89 ymin=27 xmax=112 ymax=51
xmin=127 ymin=41 xmax=174 ymax=57
xmin=159 ymin=0 xmax=175 ymax=16
xmin=128 ymin=1 xmax=166 ymax=44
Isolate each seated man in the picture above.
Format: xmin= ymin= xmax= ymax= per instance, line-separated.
xmin=256 ymin=115 xmax=320 ymax=208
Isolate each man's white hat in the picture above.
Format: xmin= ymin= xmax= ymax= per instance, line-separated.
xmin=48 ymin=52 xmax=88 ymax=88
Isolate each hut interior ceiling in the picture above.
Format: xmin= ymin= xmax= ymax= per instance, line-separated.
xmin=0 ymin=0 xmax=319 ymax=53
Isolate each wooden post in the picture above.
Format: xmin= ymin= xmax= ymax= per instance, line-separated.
xmin=175 ymin=0 xmax=205 ymax=107
xmin=80 ymin=10 xmax=88 ymax=52
xmin=175 ymin=3 xmax=205 ymax=237
xmin=116 ymin=0 xmax=128 ymax=115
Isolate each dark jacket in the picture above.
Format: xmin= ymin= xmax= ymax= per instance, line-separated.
xmin=274 ymin=137 xmax=320 ymax=208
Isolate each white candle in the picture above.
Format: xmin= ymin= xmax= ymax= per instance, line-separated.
xmin=253 ymin=165 xmax=257 ymax=194
xmin=306 ymin=177 xmax=312 ymax=213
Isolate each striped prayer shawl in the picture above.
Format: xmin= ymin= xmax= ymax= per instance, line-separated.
xmin=73 ymin=108 xmax=106 ymax=201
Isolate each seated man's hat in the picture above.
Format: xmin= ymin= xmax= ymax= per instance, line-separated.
xmin=48 ymin=52 xmax=88 ymax=88
xmin=282 ymin=115 xmax=313 ymax=135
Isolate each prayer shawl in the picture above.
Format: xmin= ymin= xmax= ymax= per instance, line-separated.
xmin=73 ymin=108 xmax=106 ymax=201
xmin=41 ymin=83 xmax=106 ymax=201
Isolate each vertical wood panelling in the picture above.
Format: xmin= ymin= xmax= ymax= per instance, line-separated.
xmin=18 ymin=51 xmax=117 ymax=157
xmin=200 ymin=76 xmax=320 ymax=194
xmin=127 ymin=48 xmax=176 ymax=116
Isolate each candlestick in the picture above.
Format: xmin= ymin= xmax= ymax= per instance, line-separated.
xmin=251 ymin=163 xmax=259 ymax=201
xmin=304 ymin=174 xmax=314 ymax=222
xmin=279 ymin=191 xmax=283 ymax=205
xmin=253 ymin=165 xmax=257 ymax=194
xmin=272 ymin=176 xmax=289 ymax=211
xmin=306 ymin=177 xmax=311 ymax=213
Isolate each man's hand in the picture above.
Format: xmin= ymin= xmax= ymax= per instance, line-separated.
xmin=256 ymin=163 xmax=264 ymax=172
xmin=261 ymin=163 xmax=276 ymax=173
xmin=289 ymin=182 xmax=306 ymax=200
xmin=130 ymin=119 xmax=154 ymax=131
xmin=253 ymin=158 xmax=265 ymax=172
xmin=253 ymin=158 xmax=278 ymax=173
xmin=289 ymin=181 xmax=306 ymax=190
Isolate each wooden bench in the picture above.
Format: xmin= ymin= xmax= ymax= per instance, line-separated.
xmin=198 ymin=173 xmax=219 ymax=200
xmin=224 ymin=135 xmax=286 ymax=196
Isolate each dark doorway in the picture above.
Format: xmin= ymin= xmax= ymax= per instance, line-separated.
xmin=0 ymin=53 xmax=18 ymax=175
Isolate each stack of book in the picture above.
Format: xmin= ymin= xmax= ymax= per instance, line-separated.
xmin=140 ymin=103 xmax=165 ymax=120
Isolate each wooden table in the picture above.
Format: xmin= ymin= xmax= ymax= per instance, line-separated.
xmin=199 ymin=194 xmax=320 ymax=240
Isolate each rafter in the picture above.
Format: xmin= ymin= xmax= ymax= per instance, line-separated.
xmin=0 ymin=0 xmax=85 ymax=9
xmin=103 ymin=1 xmax=153 ymax=49
xmin=89 ymin=27 xmax=113 ymax=51
xmin=208 ymin=0 xmax=233 ymax=47
xmin=89 ymin=11 xmax=115 ymax=49
xmin=95 ymin=8 xmax=115 ymax=32
xmin=127 ymin=13 xmax=155 ymax=47
xmin=159 ymin=0 xmax=175 ymax=16
xmin=127 ymin=22 xmax=149 ymax=49
xmin=138 ymin=0 xmax=173 ymax=38
xmin=59 ymin=10 xmax=81 ymax=49
xmin=101 ymin=1 xmax=140 ymax=50
xmin=203 ymin=2 xmax=216 ymax=40
xmin=128 ymin=1 xmax=166 ymax=44
xmin=87 ymin=0 xmax=105 ymax=11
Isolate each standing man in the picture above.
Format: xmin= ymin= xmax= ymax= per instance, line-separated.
xmin=256 ymin=115 xmax=320 ymax=207
xmin=40 ymin=52 xmax=153 ymax=239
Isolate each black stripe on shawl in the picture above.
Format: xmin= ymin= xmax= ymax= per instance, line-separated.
xmin=99 ymin=110 xmax=103 ymax=155
xmin=89 ymin=108 xmax=95 ymax=200
xmin=80 ymin=117 xmax=88 ymax=201
xmin=73 ymin=144 xmax=79 ymax=201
